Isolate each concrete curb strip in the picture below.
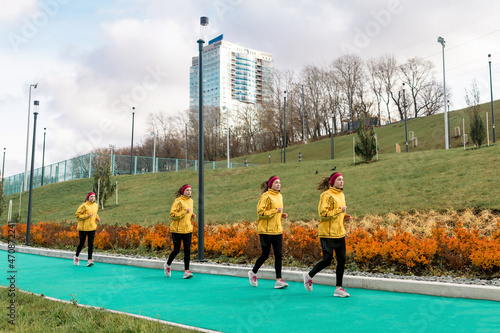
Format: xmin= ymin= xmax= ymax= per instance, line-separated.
xmin=2 ymin=243 xmax=499 ymax=302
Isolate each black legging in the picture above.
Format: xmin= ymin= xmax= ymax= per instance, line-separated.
xmin=167 ymin=232 xmax=192 ymax=270
xmin=76 ymin=230 xmax=96 ymax=260
xmin=309 ymin=237 xmax=346 ymax=287
xmin=252 ymin=234 xmax=283 ymax=279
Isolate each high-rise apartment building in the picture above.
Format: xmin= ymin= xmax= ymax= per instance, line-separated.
xmin=189 ymin=35 xmax=273 ymax=112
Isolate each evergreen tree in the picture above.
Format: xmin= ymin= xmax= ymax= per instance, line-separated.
xmin=92 ymin=161 xmax=116 ymax=208
xmin=469 ymin=111 xmax=486 ymax=147
xmin=354 ymin=115 xmax=377 ymax=161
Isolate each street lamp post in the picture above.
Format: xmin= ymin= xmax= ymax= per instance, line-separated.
xmin=130 ymin=107 xmax=135 ymax=174
xmin=185 ymin=123 xmax=188 ymax=168
xmin=109 ymin=144 xmax=115 ymax=176
xmin=447 ymin=100 xmax=451 ymax=147
xmin=197 ymin=16 xmax=209 ymax=261
xmin=24 ymin=83 xmax=37 ymax=191
xmin=41 ymin=128 xmax=46 ymax=186
xmin=438 ymin=36 xmax=449 ymax=150
xmin=26 ymin=100 xmax=39 ymax=245
xmin=283 ymin=90 xmax=287 ymax=163
xmin=1 ymin=148 xmax=5 ymax=184
xmin=348 ymin=92 xmax=352 ymax=134
xmin=403 ymin=83 xmax=408 ymax=152
xmin=151 ymin=131 xmax=156 ymax=173
xmin=331 ymin=111 xmax=335 ymax=159
xmin=489 ymin=54 xmax=496 ymax=143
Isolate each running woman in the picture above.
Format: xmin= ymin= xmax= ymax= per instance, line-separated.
xmin=74 ymin=192 xmax=100 ymax=267
xmin=303 ymin=172 xmax=351 ymax=297
xmin=164 ymin=184 xmax=196 ymax=279
xmin=248 ymin=176 xmax=289 ymax=289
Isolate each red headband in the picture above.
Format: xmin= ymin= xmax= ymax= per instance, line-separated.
xmin=181 ymin=185 xmax=191 ymax=195
xmin=268 ymin=177 xmax=280 ymax=188
xmin=330 ymin=173 xmax=342 ymax=187
xmin=86 ymin=192 xmax=96 ymax=201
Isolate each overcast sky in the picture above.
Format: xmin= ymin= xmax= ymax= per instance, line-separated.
xmin=1 ymin=0 xmax=499 ymax=177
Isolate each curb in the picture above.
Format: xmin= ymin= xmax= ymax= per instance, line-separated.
xmin=2 ymin=243 xmax=499 ymax=302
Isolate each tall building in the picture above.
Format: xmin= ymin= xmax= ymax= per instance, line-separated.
xmin=189 ymin=35 xmax=273 ymax=113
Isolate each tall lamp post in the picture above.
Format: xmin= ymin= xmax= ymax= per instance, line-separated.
xmin=151 ymin=131 xmax=156 ymax=173
xmin=283 ymin=90 xmax=287 ymax=163
xmin=331 ymin=111 xmax=335 ymax=159
xmin=24 ymin=83 xmax=37 ymax=191
xmin=41 ymin=128 xmax=46 ymax=186
xmin=437 ymin=36 xmax=449 ymax=150
xmin=403 ymin=83 xmax=408 ymax=152
xmin=197 ymin=16 xmax=209 ymax=260
xmin=109 ymin=144 xmax=115 ymax=176
xmin=130 ymin=107 xmax=135 ymax=174
xmin=1 ymin=148 xmax=5 ymax=184
xmin=185 ymin=123 xmax=188 ymax=167
xmin=489 ymin=54 xmax=496 ymax=143
xmin=26 ymin=100 xmax=39 ymax=245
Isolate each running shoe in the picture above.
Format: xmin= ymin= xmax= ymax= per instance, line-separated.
xmin=183 ymin=270 xmax=193 ymax=279
xmin=303 ymin=272 xmax=313 ymax=292
xmin=73 ymin=256 xmax=79 ymax=266
xmin=334 ymin=287 xmax=350 ymax=297
xmin=87 ymin=260 xmax=94 ymax=267
xmin=248 ymin=271 xmax=258 ymax=287
xmin=164 ymin=263 xmax=171 ymax=277
xmin=274 ymin=279 xmax=289 ymax=289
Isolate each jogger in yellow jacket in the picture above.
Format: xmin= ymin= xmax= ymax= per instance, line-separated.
xmin=303 ymin=172 xmax=351 ymax=297
xmin=164 ymin=184 xmax=196 ymax=279
xmin=248 ymin=176 xmax=289 ymax=289
xmin=73 ymin=192 xmax=100 ymax=267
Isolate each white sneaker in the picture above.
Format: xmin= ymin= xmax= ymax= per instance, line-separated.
xmin=164 ymin=263 xmax=171 ymax=277
xmin=183 ymin=271 xmax=193 ymax=279
xmin=248 ymin=271 xmax=258 ymax=287
xmin=303 ymin=273 xmax=313 ymax=292
xmin=73 ymin=256 xmax=79 ymax=266
xmin=275 ymin=279 xmax=289 ymax=289
xmin=87 ymin=260 xmax=94 ymax=267
xmin=334 ymin=287 xmax=350 ymax=297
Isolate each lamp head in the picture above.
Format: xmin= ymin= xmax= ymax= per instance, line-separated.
xmin=489 ymin=54 xmax=491 ymax=62
xmin=33 ymin=100 xmax=39 ymax=114
xmin=199 ymin=16 xmax=209 ymax=41
xmin=437 ymin=36 xmax=445 ymax=45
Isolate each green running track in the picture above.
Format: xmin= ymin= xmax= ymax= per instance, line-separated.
xmin=2 ymin=251 xmax=499 ymax=332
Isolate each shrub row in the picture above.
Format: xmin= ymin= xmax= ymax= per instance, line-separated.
xmin=2 ymin=220 xmax=499 ymax=276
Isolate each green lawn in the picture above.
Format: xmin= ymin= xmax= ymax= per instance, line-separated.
xmin=2 ymin=144 xmax=499 ymax=226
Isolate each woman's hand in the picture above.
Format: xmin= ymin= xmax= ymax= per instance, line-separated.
xmin=277 ymin=207 xmax=283 ymax=213
xmin=96 ymin=217 xmax=101 ymax=222
xmin=186 ymin=208 xmax=191 ymax=213
xmin=88 ymin=213 xmax=93 ymax=217
xmin=191 ymin=214 xmax=196 ymax=220
xmin=340 ymin=206 xmax=347 ymax=213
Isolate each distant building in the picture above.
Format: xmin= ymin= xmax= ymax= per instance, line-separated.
xmin=189 ymin=34 xmax=274 ymax=113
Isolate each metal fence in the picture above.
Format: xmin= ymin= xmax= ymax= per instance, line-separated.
xmin=2 ymin=153 xmax=257 ymax=196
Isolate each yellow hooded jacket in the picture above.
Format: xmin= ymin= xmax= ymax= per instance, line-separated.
xmin=257 ymin=189 xmax=283 ymax=235
xmin=75 ymin=201 xmax=99 ymax=231
xmin=318 ymin=187 xmax=346 ymax=238
xmin=169 ymin=195 xmax=194 ymax=234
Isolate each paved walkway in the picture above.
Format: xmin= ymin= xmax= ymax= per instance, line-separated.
xmin=2 ymin=251 xmax=499 ymax=332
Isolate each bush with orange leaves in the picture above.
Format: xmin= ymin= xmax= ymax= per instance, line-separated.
xmin=2 ymin=218 xmax=500 ymax=277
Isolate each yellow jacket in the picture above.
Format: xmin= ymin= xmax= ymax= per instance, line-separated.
xmin=75 ymin=201 xmax=99 ymax=231
xmin=169 ymin=195 xmax=194 ymax=234
xmin=257 ymin=189 xmax=283 ymax=235
xmin=317 ymin=187 xmax=346 ymax=238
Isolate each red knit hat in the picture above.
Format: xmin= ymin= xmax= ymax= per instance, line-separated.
xmin=181 ymin=185 xmax=191 ymax=195
xmin=86 ymin=192 xmax=96 ymax=201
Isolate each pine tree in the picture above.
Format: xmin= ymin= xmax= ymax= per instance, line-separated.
xmin=354 ymin=115 xmax=377 ymax=161
xmin=469 ymin=111 xmax=486 ymax=148
xmin=92 ymin=161 xmax=116 ymax=208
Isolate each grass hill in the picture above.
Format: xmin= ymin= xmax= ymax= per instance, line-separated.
xmin=1 ymin=101 xmax=499 ymax=226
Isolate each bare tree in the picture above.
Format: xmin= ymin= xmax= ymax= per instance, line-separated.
xmin=399 ymin=57 xmax=435 ymax=118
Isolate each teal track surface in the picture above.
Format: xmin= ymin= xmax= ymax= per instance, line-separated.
xmin=2 ymin=251 xmax=499 ymax=333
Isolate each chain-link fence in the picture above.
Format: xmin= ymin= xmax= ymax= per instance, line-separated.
xmin=2 ymin=153 xmax=257 ymax=196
